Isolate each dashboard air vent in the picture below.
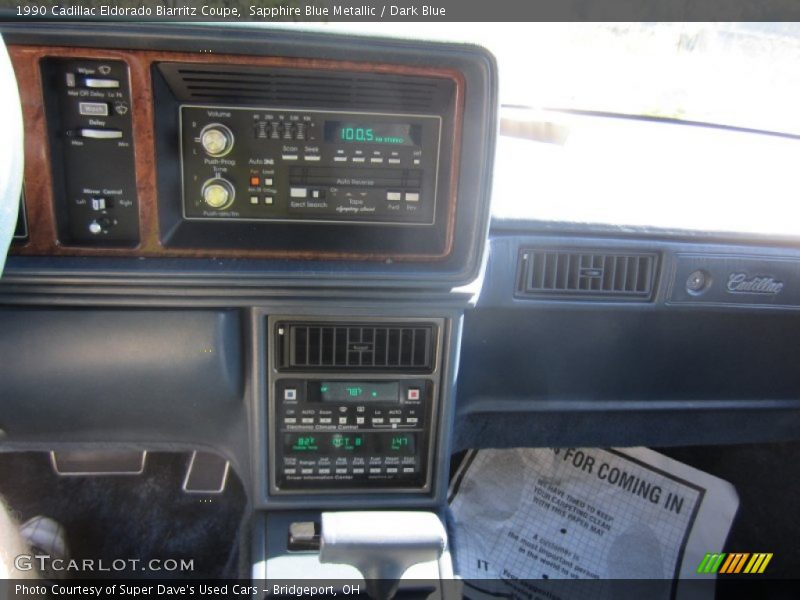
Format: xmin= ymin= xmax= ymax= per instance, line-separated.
xmin=516 ymin=249 xmax=657 ymax=300
xmin=157 ymin=63 xmax=451 ymax=112
xmin=277 ymin=322 xmax=436 ymax=371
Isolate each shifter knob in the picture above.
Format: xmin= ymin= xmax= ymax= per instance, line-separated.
xmin=319 ymin=511 xmax=447 ymax=600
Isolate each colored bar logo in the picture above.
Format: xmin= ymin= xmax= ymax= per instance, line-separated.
xmin=697 ymin=552 xmax=773 ymax=574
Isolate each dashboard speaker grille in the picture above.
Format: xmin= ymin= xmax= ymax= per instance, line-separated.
xmin=516 ymin=249 xmax=657 ymax=300
xmin=157 ymin=63 xmax=451 ymax=112
xmin=277 ymin=322 xmax=436 ymax=371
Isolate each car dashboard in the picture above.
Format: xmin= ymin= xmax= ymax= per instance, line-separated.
xmin=3 ymin=20 xmax=800 ymax=586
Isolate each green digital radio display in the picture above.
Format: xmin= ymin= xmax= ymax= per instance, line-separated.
xmin=324 ymin=121 xmax=421 ymax=146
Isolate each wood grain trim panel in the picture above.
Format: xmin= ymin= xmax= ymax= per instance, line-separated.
xmin=8 ymin=45 xmax=464 ymax=261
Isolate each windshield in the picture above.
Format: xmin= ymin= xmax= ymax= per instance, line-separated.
xmin=225 ymin=22 xmax=800 ymax=236
xmin=317 ymin=22 xmax=800 ymax=135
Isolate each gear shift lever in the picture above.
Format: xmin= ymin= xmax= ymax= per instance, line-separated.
xmin=318 ymin=511 xmax=447 ymax=600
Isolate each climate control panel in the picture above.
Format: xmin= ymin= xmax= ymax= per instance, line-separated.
xmin=180 ymin=106 xmax=441 ymax=226
xmin=271 ymin=378 xmax=434 ymax=493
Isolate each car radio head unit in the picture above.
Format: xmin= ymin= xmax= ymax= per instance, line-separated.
xmin=180 ymin=106 xmax=441 ymax=226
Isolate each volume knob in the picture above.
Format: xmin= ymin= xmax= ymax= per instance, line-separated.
xmin=201 ymin=178 xmax=235 ymax=210
xmin=199 ymin=123 xmax=234 ymax=157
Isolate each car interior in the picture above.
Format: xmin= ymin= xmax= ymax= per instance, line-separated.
xmin=1 ymin=20 xmax=799 ymax=599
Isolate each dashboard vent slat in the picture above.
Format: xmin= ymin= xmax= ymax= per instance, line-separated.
xmin=157 ymin=63 xmax=452 ymax=112
xmin=516 ymin=249 xmax=657 ymax=301
xmin=278 ymin=322 xmax=436 ymax=371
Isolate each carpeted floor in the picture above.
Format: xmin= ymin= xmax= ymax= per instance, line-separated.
xmin=659 ymin=443 xmax=800 ymax=582
xmin=0 ymin=451 xmax=246 ymax=579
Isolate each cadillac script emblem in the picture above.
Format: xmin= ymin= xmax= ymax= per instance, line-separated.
xmin=726 ymin=273 xmax=784 ymax=295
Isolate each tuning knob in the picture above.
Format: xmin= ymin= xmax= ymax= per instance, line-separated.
xmin=199 ymin=123 xmax=234 ymax=157
xmin=201 ymin=178 xmax=235 ymax=210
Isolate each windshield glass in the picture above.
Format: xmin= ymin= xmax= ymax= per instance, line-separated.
xmin=278 ymin=22 xmax=800 ymax=235
xmin=317 ymin=22 xmax=800 ymax=134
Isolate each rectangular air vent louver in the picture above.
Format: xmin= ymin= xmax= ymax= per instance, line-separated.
xmin=277 ymin=322 xmax=436 ymax=371
xmin=516 ymin=249 xmax=657 ymax=301
xmin=157 ymin=63 xmax=452 ymax=112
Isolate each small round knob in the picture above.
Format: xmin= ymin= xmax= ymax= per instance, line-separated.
xmin=88 ymin=220 xmax=102 ymax=235
xmin=201 ymin=178 xmax=235 ymax=210
xmin=199 ymin=123 xmax=234 ymax=157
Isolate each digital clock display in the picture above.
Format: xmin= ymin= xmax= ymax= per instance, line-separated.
xmin=324 ymin=121 xmax=421 ymax=146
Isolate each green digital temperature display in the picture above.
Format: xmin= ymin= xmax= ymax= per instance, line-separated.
xmin=324 ymin=121 xmax=421 ymax=146
xmin=318 ymin=381 xmax=399 ymax=403
xmin=287 ymin=435 xmax=318 ymax=452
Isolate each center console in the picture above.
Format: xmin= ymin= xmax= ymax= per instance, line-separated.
xmin=268 ymin=317 xmax=443 ymax=496
xmin=2 ymin=22 xmax=498 ymax=590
